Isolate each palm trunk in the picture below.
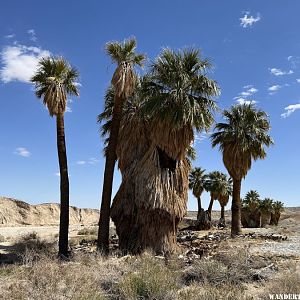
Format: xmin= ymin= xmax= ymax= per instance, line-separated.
xmin=97 ymin=94 xmax=123 ymax=254
xmin=221 ymin=205 xmax=225 ymax=219
xmin=207 ymin=195 xmax=214 ymax=221
xmin=57 ymin=114 xmax=70 ymax=258
xmin=231 ymin=178 xmax=242 ymax=236
xmin=197 ymin=197 xmax=202 ymax=219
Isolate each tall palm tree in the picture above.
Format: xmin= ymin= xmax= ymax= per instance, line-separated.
xmin=109 ymin=48 xmax=219 ymax=253
xmin=189 ymin=167 xmax=207 ymax=219
xmin=31 ymin=57 xmax=79 ymax=257
xmin=97 ymin=38 xmax=145 ymax=253
xmin=211 ymin=104 xmax=273 ymax=236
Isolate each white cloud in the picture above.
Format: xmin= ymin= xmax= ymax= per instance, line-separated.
xmin=14 ymin=147 xmax=31 ymax=157
xmin=270 ymin=68 xmax=294 ymax=76
xmin=281 ymin=103 xmax=300 ymax=118
xmin=287 ymin=56 xmax=300 ymax=69
xmin=236 ymin=98 xmax=257 ymax=105
xmin=296 ymin=79 xmax=300 ymax=83
xmin=268 ymin=85 xmax=281 ymax=93
xmin=54 ymin=172 xmax=60 ymax=177
xmin=76 ymin=160 xmax=86 ymax=165
xmin=240 ymin=13 xmax=261 ymax=28
xmin=88 ymin=157 xmax=100 ymax=164
xmin=0 ymin=44 xmax=50 ymax=83
xmin=27 ymin=29 xmax=37 ymax=42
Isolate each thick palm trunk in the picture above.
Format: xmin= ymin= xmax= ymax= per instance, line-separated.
xmin=57 ymin=114 xmax=70 ymax=258
xmin=197 ymin=197 xmax=202 ymax=219
xmin=231 ymin=178 xmax=242 ymax=236
xmin=207 ymin=196 xmax=214 ymax=221
xmin=97 ymin=94 xmax=122 ymax=254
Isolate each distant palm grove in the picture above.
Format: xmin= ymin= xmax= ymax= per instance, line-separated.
xmin=30 ymin=38 xmax=277 ymax=258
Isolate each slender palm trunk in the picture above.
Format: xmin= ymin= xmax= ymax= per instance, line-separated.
xmin=221 ymin=205 xmax=225 ymax=219
xmin=231 ymin=178 xmax=242 ymax=236
xmin=207 ymin=195 xmax=214 ymax=221
xmin=57 ymin=114 xmax=70 ymax=258
xmin=197 ymin=196 xmax=202 ymax=219
xmin=97 ymin=94 xmax=123 ymax=254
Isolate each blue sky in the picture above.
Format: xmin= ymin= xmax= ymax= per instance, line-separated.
xmin=0 ymin=1 xmax=299 ymax=210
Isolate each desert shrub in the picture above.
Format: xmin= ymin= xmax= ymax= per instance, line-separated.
xmin=259 ymin=269 xmax=300 ymax=299
xmin=118 ymin=254 xmax=180 ymax=300
xmin=178 ymin=283 xmax=253 ymax=300
xmin=0 ymin=234 xmax=5 ymax=242
xmin=77 ymin=227 xmax=98 ymax=236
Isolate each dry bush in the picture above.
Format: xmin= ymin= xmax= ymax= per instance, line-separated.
xmin=259 ymin=268 xmax=300 ymax=299
xmin=117 ymin=253 xmax=180 ymax=300
xmin=77 ymin=227 xmax=98 ymax=236
xmin=0 ymin=234 xmax=5 ymax=242
xmin=178 ymin=283 xmax=254 ymax=300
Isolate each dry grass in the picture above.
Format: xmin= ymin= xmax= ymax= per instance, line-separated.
xmin=77 ymin=227 xmax=98 ymax=236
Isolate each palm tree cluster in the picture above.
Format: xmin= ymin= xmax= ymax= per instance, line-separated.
xmin=189 ymin=169 xmax=232 ymax=228
xmin=30 ymin=37 xmax=275 ymax=257
xmin=241 ymin=190 xmax=284 ymax=227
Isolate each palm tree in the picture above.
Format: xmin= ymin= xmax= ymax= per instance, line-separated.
xmin=270 ymin=201 xmax=284 ymax=225
xmin=259 ymin=198 xmax=274 ymax=227
xmin=189 ymin=167 xmax=207 ymax=219
xmin=31 ymin=57 xmax=79 ymax=257
xmin=241 ymin=190 xmax=261 ymax=228
xmin=97 ymin=38 xmax=145 ymax=254
xmin=109 ymin=48 xmax=219 ymax=253
xmin=205 ymin=171 xmax=232 ymax=222
xmin=211 ymin=104 xmax=274 ymax=236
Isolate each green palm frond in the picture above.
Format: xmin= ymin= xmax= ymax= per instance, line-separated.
xmin=189 ymin=167 xmax=207 ymax=198
xmin=141 ymin=48 xmax=219 ymax=132
xmin=211 ymin=104 xmax=274 ymax=179
xmin=31 ymin=56 xmax=79 ymax=116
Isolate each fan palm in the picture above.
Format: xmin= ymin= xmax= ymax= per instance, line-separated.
xmin=189 ymin=167 xmax=207 ymax=219
xmin=259 ymin=198 xmax=274 ymax=227
xmin=109 ymin=48 xmax=219 ymax=253
xmin=31 ymin=57 xmax=79 ymax=257
xmin=211 ymin=104 xmax=274 ymax=236
xmin=97 ymin=38 xmax=145 ymax=254
xmin=243 ymin=190 xmax=260 ymax=212
xmin=270 ymin=201 xmax=284 ymax=225
xmin=242 ymin=190 xmax=261 ymax=228
xmin=205 ymin=171 xmax=232 ymax=221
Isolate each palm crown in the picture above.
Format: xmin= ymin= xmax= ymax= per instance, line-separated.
xmin=206 ymin=171 xmax=232 ymax=199
xmin=106 ymin=38 xmax=145 ymax=98
xmin=189 ymin=167 xmax=207 ymax=198
xmin=141 ymin=48 xmax=219 ymax=131
xmin=211 ymin=104 xmax=274 ymax=180
xmin=31 ymin=57 xmax=79 ymax=116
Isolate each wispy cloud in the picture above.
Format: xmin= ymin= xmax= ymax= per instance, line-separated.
xmin=240 ymin=12 xmax=261 ymax=28
xmin=234 ymin=85 xmax=258 ymax=104
xmin=0 ymin=43 xmax=50 ymax=83
xmin=281 ymin=103 xmax=300 ymax=118
xmin=76 ymin=158 xmax=100 ymax=165
xmin=287 ymin=56 xmax=300 ymax=69
xmin=268 ymin=85 xmax=281 ymax=95
xmin=270 ymin=68 xmax=293 ymax=76
xmin=4 ymin=34 xmax=15 ymax=39
xmin=236 ymin=98 xmax=257 ymax=105
xmin=296 ymin=79 xmax=300 ymax=83
xmin=27 ymin=29 xmax=37 ymax=42
xmin=14 ymin=147 xmax=31 ymax=157
xmin=54 ymin=172 xmax=60 ymax=177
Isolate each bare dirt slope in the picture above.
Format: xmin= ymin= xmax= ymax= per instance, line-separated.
xmin=0 ymin=196 xmax=99 ymax=227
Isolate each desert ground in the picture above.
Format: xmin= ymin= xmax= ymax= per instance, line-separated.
xmin=0 ymin=198 xmax=299 ymax=299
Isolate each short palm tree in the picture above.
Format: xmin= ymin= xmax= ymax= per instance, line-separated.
xmin=242 ymin=190 xmax=261 ymax=228
xmin=31 ymin=57 xmax=79 ymax=257
xmin=243 ymin=190 xmax=260 ymax=212
xmin=97 ymin=38 xmax=145 ymax=253
xmin=270 ymin=201 xmax=284 ymax=225
xmin=259 ymin=197 xmax=274 ymax=227
xmin=189 ymin=167 xmax=207 ymax=219
xmin=211 ymin=104 xmax=274 ymax=236
xmin=205 ymin=171 xmax=232 ymax=221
